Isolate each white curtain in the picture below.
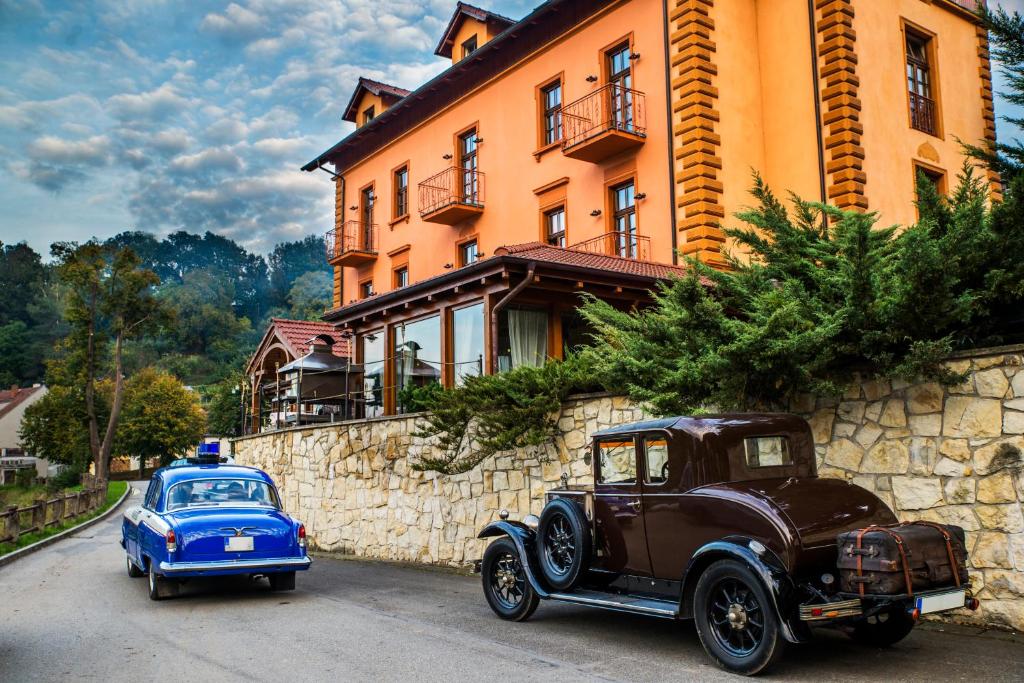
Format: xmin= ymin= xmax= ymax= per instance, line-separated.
xmin=453 ymin=304 xmax=484 ymax=384
xmin=509 ymin=309 xmax=548 ymax=368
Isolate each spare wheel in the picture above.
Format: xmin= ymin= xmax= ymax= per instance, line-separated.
xmin=536 ymin=497 xmax=591 ymax=590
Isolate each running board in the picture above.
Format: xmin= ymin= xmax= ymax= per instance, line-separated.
xmin=548 ymin=589 xmax=679 ymax=619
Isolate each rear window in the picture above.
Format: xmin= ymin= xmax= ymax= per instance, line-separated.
xmin=744 ymin=436 xmax=792 ymax=468
xmin=166 ymin=479 xmax=281 ymax=511
xmin=596 ymin=439 xmax=637 ymax=484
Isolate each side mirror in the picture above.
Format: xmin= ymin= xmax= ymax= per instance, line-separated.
xmin=583 ymin=446 xmax=592 ymax=466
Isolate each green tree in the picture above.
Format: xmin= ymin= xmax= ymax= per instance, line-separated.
xmin=268 ymin=235 xmax=330 ymax=306
xmin=0 ymin=241 xmax=46 ymax=326
xmin=51 ymin=242 xmax=164 ymax=481
xmin=286 ymin=270 xmax=332 ymax=320
xmin=115 ymin=368 xmax=206 ymax=466
xmin=158 ymin=269 xmax=251 ymax=356
xmin=578 ymin=173 xmax=1011 ymax=416
xmin=20 ymin=383 xmax=109 ymax=473
xmin=969 ymin=5 xmax=1024 ymax=176
xmin=204 ymin=373 xmax=244 ymax=437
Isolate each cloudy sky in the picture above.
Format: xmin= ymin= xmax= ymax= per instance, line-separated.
xmin=0 ymin=0 xmax=1021 ymax=258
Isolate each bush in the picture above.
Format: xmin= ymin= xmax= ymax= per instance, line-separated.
xmin=46 ymin=467 xmax=81 ymax=492
xmin=14 ymin=468 xmax=35 ymax=488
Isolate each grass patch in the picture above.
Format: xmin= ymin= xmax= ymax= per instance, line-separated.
xmin=0 ymin=481 xmax=128 ymax=556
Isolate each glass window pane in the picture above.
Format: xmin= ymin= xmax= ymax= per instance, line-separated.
xmin=394 ymin=315 xmax=441 ymax=413
xmin=497 ymin=306 xmax=548 ymax=371
xmin=597 ymin=439 xmax=636 ymax=484
xmin=744 ymin=436 xmax=792 ymax=468
xmin=645 ymin=437 xmax=669 ymax=483
xmin=453 ymin=303 xmax=485 ymax=386
xmin=361 ymin=331 xmax=384 ymax=417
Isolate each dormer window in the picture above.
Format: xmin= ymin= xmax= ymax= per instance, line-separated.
xmin=461 ymin=35 xmax=478 ymax=59
xmin=362 ymin=106 xmax=375 ymax=126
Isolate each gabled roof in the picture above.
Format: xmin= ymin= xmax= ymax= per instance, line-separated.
xmin=341 ymin=77 xmax=412 ymax=123
xmin=434 ymin=2 xmax=516 ymax=58
xmin=247 ymin=318 xmax=352 ymax=374
xmin=0 ymin=385 xmax=44 ymax=422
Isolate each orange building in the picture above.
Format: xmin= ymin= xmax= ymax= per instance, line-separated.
xmin=302 ymin=0 xmax=996 ymax=416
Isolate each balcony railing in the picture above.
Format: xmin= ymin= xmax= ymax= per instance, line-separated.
xmin=561 ymin=84 xmax=646 ymax=162
xmin=909 ymin=91 xmax=937 ymax=136
xmin=570 ymin=231 xmax=651 ymax=261
xmin=325 ymin=220 xmax=377 ymax=266
xmin=418 ymin=167 xmax=485 ymax=224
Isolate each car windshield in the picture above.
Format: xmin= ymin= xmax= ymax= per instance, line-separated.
xmin=165 ymin=479 xmax=281 ymax=511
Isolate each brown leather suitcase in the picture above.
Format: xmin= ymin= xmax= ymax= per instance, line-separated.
xmin=836 ymin=522 xmax=968 ymax=595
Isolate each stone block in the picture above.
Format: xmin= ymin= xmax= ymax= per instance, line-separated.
xmin=865 ymin=401 xmax=884 ymax=423
xmin=942 ymin=397 xmax=1002 ymax=438
xmin=976 ymin=369 xmax=1010 ymax=398
xmin=974 ymin=437 xmax=1024 ymax=475
xmin=908 ymin=413 xmax=941 ymax=437
xmin=943 ymin=478 xmax=976 ymax=505
xmin=972 ymin=532 xmax=1013 ymax=568
xmin=977 ymin=503 xmax=1024 ymax=532
xmin=891 ymin=476 xmax=943 ymax=510
xmin=977 ymin=471 xmax=1018 ymax=504
xmin=1005 ymin=411 xmax=1024 ymax=435
xmin=824 ymin=438 xmax=863 ymax=470
xmin=905 ymin=382 xmax=942 ymax=413
xmin=834 ymin=423 xmax=856 ymax=438
xmin=939 ymin=439 xmax=971 ymax=462
xmin=838 ymin=401 xmax=866 ymax=424
xmin=1011 ymin=370 xmax=1024 ymax=398
xmin=908 ymin=438 xmax=937 ymax=476
xmin=861 ymin=440 xmax=909 ymax=473
xmin=854 ymin=423 xmax=883 ymax=448
xmin=808 ymin=408 xmax=836 ymax=444
xmin=879 ymin=400 xmax=907 ymax=427
xmin=863 ymin=379 xmax=891 ymax=401
xmin=913 ymin=504 xmax=980 ymax=531
xmin=933 ymin=457 xmax=967 ymax=477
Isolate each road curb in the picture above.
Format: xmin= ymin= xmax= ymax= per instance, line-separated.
xmin=0 ymin=483 xmax=134 ymax=570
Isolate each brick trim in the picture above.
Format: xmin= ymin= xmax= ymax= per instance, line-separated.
xmin=816 ymin=0 xmax=868 ymax=210
xmin=976 ymin=24 xmax=1003 ymax=201
xmin=668 ymin=0 xmax=726 ymax=264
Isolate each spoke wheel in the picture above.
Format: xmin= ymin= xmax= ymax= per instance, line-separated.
xmin=491 ymin=552 xmax=527 ymax=610
xmin=707 ymin=578 xmax=765 ymax=658
xmin=543 ymin=514 xmax=576 ymax=578
xmin=481 ymin=537 xmax=539 ymax=622
xmin=694 ymin=559 xmax=784 ymax=676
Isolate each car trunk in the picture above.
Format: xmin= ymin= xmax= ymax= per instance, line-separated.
xmin=168 ymin=507 xmax=297 ymax=560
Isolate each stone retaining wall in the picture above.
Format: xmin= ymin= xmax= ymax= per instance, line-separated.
xmin=233 ymin=347 xmax=1024 ymax=630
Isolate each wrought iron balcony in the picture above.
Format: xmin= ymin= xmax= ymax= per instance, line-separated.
xmin=418 ymin=167 xmax=485 ymax=224
xmin=909 ymin=91 xmax=937 ymax=136
xmin=570 ymin=231 xmax=651 ymax=261
xmin=561 ymin=84 xmax=646 ymax=162
xmin=325 ymin=221 xmax=378 ymax=267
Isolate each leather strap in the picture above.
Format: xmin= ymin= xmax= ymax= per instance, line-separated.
xmin=909 ymin=521 xmax=962 ymax=588
xmin=854 ymin=525 xmax=914 ymax=597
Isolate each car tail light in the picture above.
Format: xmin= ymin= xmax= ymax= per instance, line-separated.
xmin=297 ymin=523 xmax=306 ymax=548
xmin=909 ymin=608 xmax=921 ymax=622
xmin=166 ymin=529 xmax=177 ymax=553
xmin=966 ymin=597 xmax=980 ymax=611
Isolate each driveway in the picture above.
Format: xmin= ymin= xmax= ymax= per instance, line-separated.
xmin=1 ymin=484 xmax=1022 ymax=682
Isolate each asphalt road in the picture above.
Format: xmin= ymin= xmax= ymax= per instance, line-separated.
xmin=2 ymin=485 xmax=1023 ymax=682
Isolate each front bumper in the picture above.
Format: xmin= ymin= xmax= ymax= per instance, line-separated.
xmin=158 ymin=556 xmax=311 ymax=576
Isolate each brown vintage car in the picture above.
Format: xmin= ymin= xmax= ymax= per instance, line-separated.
xmin=477 ymin=413 xmax=978 ymax=675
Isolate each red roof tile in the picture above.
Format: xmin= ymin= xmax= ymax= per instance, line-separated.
xmin=434 ymin=2 xmax=517 ymax=57
xmin=495 ymin=242 xmax=689 ymax=280
xmin=0 ymin=385 xmax=44 ymax=422
xmin=270 ymin=318 xmax=351 ymax=358
xmin=342 ymin=77 xmax=412 ymax=123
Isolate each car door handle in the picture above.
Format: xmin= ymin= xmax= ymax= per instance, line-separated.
xmin=628 ymin=499 xmax=641 ymax=511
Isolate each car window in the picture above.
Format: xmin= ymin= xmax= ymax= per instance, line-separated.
xmin=744 ymin=436 xmax=792 ymax=468
xmin=144 ymin=478 xmax=160 ymax=509
xmin=644 ymin=436 xmax=669 ymax=484
xmin=165 ymin=479 xmax=281 ymax=511
xmin=596 ymin=439 xmax=637 ymax=485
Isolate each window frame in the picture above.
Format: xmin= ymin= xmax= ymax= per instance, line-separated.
xmin=461 ymin=34 xmax=478 ymax=59
xmin=901 ymin=19 xmax=943 ymax=139
xmin=391 ymin=162 xmax=410 ymax=224
xmin=608 ymin=177 xmax=638 ymax=258
xmin=641 ymin=432 xmax=671 ymax=487
xmin=536 ymin=74 xmax=564 ymax=152
xmin=594 ymin=436 xmax=639 ymax=486
xmin=362 ymin=105 xmax=375 ymax=126
xmin=393 ymin=266 xmax=409 ymax=289
xmin=543 ymin=204 xmax=567 ymax=247
xmin=359 ymin=278 xmax=374 ymax=300
xmin=743 ymin=435 xmax=794 ymax=470
xmin=458 ymin=238 xmax=479 ymax=267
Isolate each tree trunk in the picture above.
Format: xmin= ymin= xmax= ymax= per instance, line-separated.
xmin=84 ymin=289 xmax=101 ymax=472
xmin=95 ymin=331 xmax=126 ymax=484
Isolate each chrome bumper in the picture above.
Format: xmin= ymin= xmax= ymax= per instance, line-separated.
xmin=159 ymin=556 xmax=311 ymax=574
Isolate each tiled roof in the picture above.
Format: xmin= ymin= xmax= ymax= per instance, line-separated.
xmin=495 ymin=242 xmax=689 ymax=280
xmin=270 ymin=318 xmax=351 ymax=358
xmin=0 ymin=385 xmax=44 ymax=422
xmin=434 ymin=2 xmax=517 ymax=58
xmin=341 ymin=77 xmax=412 ymax=122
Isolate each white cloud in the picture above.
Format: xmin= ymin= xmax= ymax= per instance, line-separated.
xmin=168 ymin=147 xmax=244 ymax=173
xmin=107 ymin=83 xmax=190 ymax=122
xmin=27 ymin=134 xmax=111 ymax=165
xmin=199 ymin=2 xmax=265 ymax=41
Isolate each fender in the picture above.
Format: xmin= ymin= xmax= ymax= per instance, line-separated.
xmin=680 ymin=537 xmax=810 ymax=644
xmin=477 ymin=521 xmax=551 ymax=598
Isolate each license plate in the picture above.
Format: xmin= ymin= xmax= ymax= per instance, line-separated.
xmin=225 ymin=536 xmax=254 ymax=552
xmin=916 ymin=588 xmax=966 ymax=614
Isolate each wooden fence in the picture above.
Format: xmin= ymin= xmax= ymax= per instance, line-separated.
xmin=0 ymin=484 xmax=106 ymax=546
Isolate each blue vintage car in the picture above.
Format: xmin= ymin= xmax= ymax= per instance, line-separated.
xmin=120 ymin=462 xmax=311 ymax=600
